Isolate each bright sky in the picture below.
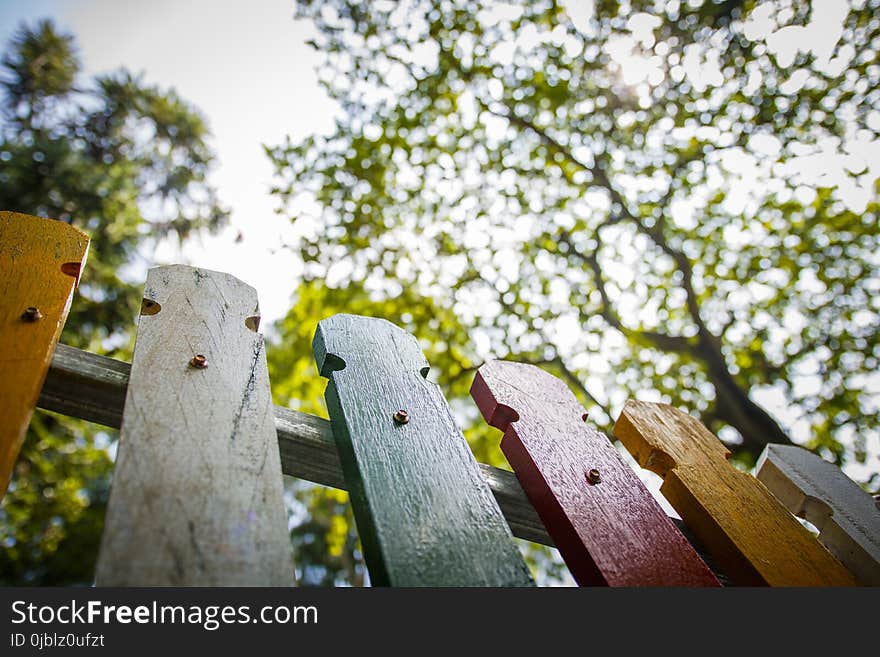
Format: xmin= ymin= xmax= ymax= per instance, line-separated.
xmin=0 ymin=0 xmax=338 ymax=327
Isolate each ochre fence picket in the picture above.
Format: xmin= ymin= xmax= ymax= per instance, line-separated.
xmin=2 ymin=212 xmax=878 ymax=587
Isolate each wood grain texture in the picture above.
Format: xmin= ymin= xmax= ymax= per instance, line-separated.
xmin=314 ymin=314 xmax=534 ymax=586
xmin=471 ymin=360 xmax=719 ymax=586
xmin=95 ymin=265 xmax=294 ymax=586
xmin=756 ymin=444 xmax=880 ymax=585
xmin=614 ymin=400 xmax=857 ymax=586
xmin=0 ymin=211 xmax=89 ymax=499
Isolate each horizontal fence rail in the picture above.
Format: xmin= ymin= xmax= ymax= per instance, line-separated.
xmin=36 ymin=342 xmax=732 ymax=581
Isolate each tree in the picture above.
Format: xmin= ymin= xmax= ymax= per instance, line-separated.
xmin=268 ymin=0 xmax=880 ymax=477
xmin=0 ymin=20 xmax=227 ymax=584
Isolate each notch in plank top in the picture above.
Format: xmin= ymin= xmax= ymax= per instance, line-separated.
xmin=472 ymin=360 xmax=719 ymax=586
xmin=756 ymin=444 xmax=880 ymax=585
xmin=615 ymin=399 xmax=857 ymax=586
xmin=314 ymin=313 xmax=430 ymax=378
xmin=614 ymin=398 xmax=730 ymax=474
xmin=313 ymin=314 xmax=534 ymax=587
xmin=139 ymin=264 xmax=262 ymax=331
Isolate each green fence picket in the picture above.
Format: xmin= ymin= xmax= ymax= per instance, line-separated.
xmin=313 ymin=313 xmax=534 ymax=586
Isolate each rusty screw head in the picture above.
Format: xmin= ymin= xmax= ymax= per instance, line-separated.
xmin=586 ymin=468 xmax=602 ymax=485
xmin=393 ymin=409 xmax=409 ymax=425
xmin=189 ymin=354 xmax=208 ymax=369
xmin=21 ymin=307 xmax=42 ymax=322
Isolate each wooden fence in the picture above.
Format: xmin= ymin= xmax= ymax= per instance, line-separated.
xmin=2 ymin=211 xmax=879 ymax=586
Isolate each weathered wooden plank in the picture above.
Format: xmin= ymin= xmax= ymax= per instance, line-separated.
xmin=756 ymin=444 xmax=880 ymax=585
xmin=614 ymin=400 xmax=857 ymax=586
xmin=471 ymin=360 xmax=720 ymax=586
xmin=95 ymin=265 xmax=294 ymax=586
xmin=38 ymin=343 xmax=554 ymax=547
xmin=314 ymin=314 xmax=534 ymax=586
xmin=0 ymin=211 xmax=89 ymax=499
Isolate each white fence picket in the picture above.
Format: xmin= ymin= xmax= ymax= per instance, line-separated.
xmin=95 ymin=265 xmax=294 ymax=586
xmin=756 ymin=444 xmax=880 ymax=585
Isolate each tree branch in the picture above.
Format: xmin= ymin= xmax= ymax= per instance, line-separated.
xmin=491 ymin=103 xmax=714 ymax=341
xmin=557 ymin=229 xmax=697 ymax=356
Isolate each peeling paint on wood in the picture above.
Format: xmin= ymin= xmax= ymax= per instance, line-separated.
xmin=314 ymin=314 xmax=534 ymax=586
xmin=95 ymin=265 xmax=294 ymax=586
xmin=0 ymin=211 xmax=89 ymax=499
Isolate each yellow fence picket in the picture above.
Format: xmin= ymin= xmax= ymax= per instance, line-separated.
xmin=614 ymin=400 xmax=857 ymax=586
xmin=0 ymin=211 xmax=89 ymax=499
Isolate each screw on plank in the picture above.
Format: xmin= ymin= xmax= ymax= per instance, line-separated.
xmin=393 ymin=409 xmax=409 ymax=425
xmin=189 ymin=354 xmax=208 ymax=369
xmin=586 ymin=468 xmax=601 ymax=485
xmin=21 ymin=307 xmax=42 ymax=322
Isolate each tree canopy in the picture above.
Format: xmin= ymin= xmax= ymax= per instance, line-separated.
xmin=0 ymin=20 xmax=227 ymax=584
xmin=268 ymin=0 xmax=880 ymax=470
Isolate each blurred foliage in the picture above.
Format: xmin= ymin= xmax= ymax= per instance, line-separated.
xmin=266 ymin=0 xmax=880 ymax=582
xmin=0 ymin=20 xmax=228 ymax=584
